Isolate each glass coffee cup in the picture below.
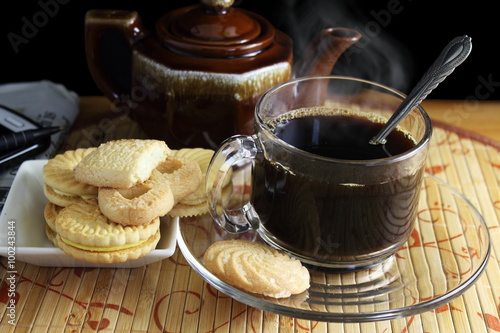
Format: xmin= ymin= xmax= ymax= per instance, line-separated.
xmin=206 ymin=76 xmax=432 ymax=270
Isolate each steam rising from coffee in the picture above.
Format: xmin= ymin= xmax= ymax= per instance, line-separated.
xmin=267 ymin=0 xmax=413 ymax=93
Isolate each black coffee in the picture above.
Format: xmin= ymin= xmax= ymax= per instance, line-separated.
xmin=273 ymin=110 xmax=415 ymax=159
xmin=252 ymin=109 xmax=423 ymax=263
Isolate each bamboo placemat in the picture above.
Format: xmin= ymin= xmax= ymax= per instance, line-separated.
xmin=1 ymin=112 xmax=500 ymax=332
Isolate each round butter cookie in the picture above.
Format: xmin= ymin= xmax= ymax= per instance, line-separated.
xmin=43 ymin=148 xmax=98 ymax=197
xmin=204 ymin=240 xmax=310 ymax=298
xmin=44 ymin=202 xmax=63 ymax=231
xmin=156 ymin=156 xmax=202 ymax=202
xmin=169 ymin=148 xmax=232 ymax=217
xmin=171 ymin=148 xmax=226 ymax=204
xmin=44 ymin=202 xmax=63 ymax=247
xmin=168 ymin=182 xmax=232 ymax=217
xmin=56 ymin=230 xmax=160 ymax=264
xmin=167 ymin=202 xmax=207 ymax=218
xmin=171 ymin=148 xmax=214 ymax=173
xmin=98 ymin=170 xmax=175 ymax=225
xmin=53 ymin=202 xmax=160 ymax=263
xmin=45 ymin=225 xmax=58 ymax=247
xmin=44 ymin=184 xmax=91 ymax=207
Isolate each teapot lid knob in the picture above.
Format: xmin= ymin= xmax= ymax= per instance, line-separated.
xmin=156 ymin=0 xmax=276 ymax=57
xmin=200 ymin=0 xmax=234 ymax=12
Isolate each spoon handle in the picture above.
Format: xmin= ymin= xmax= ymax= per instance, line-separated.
xmin=370 ymin=35 xmax=472 ymax=145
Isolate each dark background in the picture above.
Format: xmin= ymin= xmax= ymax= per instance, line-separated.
xmin=1 ymin=0 xmax=498 ymax=100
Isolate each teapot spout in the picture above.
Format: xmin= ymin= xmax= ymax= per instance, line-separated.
xmin=294 ymin=27 xmax=361 ymax=78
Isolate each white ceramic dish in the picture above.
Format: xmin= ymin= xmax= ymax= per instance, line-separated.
xmin=0 ymin=160 xmax=178 ymax=268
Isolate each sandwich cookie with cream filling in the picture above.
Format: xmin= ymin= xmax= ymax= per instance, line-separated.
xmin=42 ymin=148 xmax=98 ymax=206
xmin=45 ymin=201 xmax=160 ymax=263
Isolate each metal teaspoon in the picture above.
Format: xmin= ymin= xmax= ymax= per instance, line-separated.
xmin=370 ymin=35 xmax=472 ymax=145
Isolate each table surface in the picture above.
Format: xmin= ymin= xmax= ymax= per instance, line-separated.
xmin=1 ymin=97 xmax=500 ymax=332
xmin=77 ymin=98 xmax=500 ymax=142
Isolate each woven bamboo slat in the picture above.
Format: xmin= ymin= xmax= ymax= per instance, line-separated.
xmin=1 ymin=100 xmax=500 ymax=332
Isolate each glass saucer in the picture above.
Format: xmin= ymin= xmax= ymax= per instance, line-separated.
xmin=177 ymin=174 xmax=490 ymax=322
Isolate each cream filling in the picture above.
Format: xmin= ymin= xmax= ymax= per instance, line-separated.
xmin=61 ymin=237 xmax=147 ymax=252
xmin=53 ymin=188 xmax=77 ymax=197
xmin=53 ymin=188 xmax=97 ymax=200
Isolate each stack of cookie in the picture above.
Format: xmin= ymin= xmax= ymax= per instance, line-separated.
xmin=42 ymin=139 xmax=206 ymax=263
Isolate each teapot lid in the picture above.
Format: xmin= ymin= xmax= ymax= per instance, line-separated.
xmin=156 ymin=0 xmax=275 ymax=58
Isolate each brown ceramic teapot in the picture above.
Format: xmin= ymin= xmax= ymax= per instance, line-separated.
xmin=85 ymin=0 xmax=360 ymax=149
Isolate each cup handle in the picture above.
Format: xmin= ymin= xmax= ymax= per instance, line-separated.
xmin=206 ymin=135 xmax=261 ymax=233
xmin=85 ymin=10 xmax=148 ymax=101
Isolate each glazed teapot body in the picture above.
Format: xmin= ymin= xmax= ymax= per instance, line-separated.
xmin=85 ymin=1 xmax=360 ymax=149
